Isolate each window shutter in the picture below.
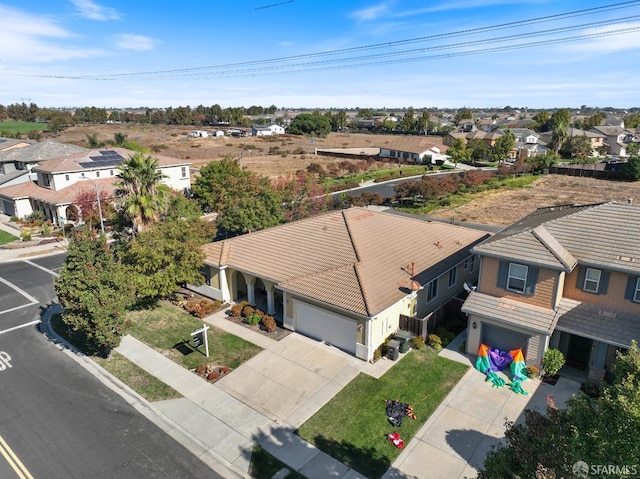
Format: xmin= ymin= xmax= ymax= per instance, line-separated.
xmin=497 ymin=261 xmax=508 ymax=288
xmin=575 ymin=266 xmax=586 ymax=290
xmin=525 ymin=267 xmax=539 ymax=295
xmin=597 ymin=271 xmax=610 ymax=295
xmin=625 ymin=276 xmax=638 ymax=301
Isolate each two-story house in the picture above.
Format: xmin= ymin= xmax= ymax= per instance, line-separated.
xmin=197 ymin=207 xmax=489 ymax=361
xmin=0 ymin=146 xmax=191 ymax=225
xmin=462 ymin=202 xmax=640 ymax=384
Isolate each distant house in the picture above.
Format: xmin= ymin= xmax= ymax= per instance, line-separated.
xmin=0 ymin=146 xmax=191 ymax=224
xmin=0 ymin=138 xmax=33 ymax=153
xmin=462 ymin=202 xmax=640 ymax=384
xmin=379 ymin=137 xmax=447 ymax=163
xmin=510 ymin=128 xmax=549 ymax=160
xmin=251 ymin=124 xmax=285 ymax=136
xmin=443 ymin=130 xmax=503 ymax=148
xmin=590 ymin=126 xmax=635 ymax=157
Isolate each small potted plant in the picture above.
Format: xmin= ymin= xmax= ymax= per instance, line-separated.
xmin=526 ymin=365 xmax=540 ymax=380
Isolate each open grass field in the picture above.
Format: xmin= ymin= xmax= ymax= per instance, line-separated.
xmin=297 ymin=348 xmax=469 ymax=479
xmin=0 ymin=121 xmax=45 ymax=135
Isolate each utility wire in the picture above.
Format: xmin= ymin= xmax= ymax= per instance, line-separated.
xmin=28 ymin=1 xmax=640 ymax=81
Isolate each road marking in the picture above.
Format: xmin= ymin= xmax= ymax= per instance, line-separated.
xmin=0 ymin=277 xmax=39 ymax=304
xmin=0 ymin=351 xmax=11 ymax=370
xmin=0 ymin=320 xmax=40 ymax=336
xmin=0 ymin=434 xmax=34 ymax=479
xmin=22 ymin=260 xmax=60 ymax=278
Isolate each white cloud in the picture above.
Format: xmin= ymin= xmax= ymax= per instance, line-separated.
xmin=69 ymin=0 xmax=121 ymax=21
xmin=279 ymin=41 xmax=295 ymax=47
xmin=350 ymin=2 xmax=393 ymax=21
xmin=113 ymin=34 xmax=159 ymax=51
xmin=393 ymin=0 xmax=542 ymax=17
xmin=0 ymin=5 xmax=106 ymax=63
xmin=562 ymin=23 xmax=640 ymax=54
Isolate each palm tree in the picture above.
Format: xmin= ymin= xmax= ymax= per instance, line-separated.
xmin=551 ymin=126 xmax=568 ymax=154
xmin=115 ymin=153 xmax=168 ymax=233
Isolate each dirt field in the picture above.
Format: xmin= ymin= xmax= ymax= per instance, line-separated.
xmin=49 ymin=124 xmax=639 ymax=226
xmin=49 ymin=124 xmax=431 ymax=178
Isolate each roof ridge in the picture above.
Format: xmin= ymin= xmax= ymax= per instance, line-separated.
xmin=531 ymin=225 xmax=577 ymax=270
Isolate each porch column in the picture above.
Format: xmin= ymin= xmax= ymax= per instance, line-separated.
xmin=246 ymin=275 xmax=256 ymax=305
xmin=219 ymin=267 xmax=231 ymax=302
xmin=266 ymin=285 xmax=275 ymax=315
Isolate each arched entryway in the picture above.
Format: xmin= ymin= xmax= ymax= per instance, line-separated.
xmin=231 ymin=270 xmax=247 ymax=302
xmin=65 ymin=205 xmax=79 ymax=222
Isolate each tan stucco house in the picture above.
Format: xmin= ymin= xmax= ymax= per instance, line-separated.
xmin=198 ymin=207 xmax=489 ymax=361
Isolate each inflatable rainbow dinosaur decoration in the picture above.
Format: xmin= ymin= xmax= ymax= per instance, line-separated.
xmin=475 ymin=343 xmax=529 ymax=395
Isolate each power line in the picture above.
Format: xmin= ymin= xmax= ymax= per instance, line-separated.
xmin=27 ymin=1 xmax=640 ymax=81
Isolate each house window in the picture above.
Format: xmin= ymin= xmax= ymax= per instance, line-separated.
xmin=43 ymin=174 xmax=50 ymax=187
xmin=181 ymin=166 xmax=187 ymax=178
xmin=634 ymin=278 xmax=640 ymax=303
xmin=426 ymin=278 xmax=438 ymax=303
xmin=95 ymin=171 xmax=100 ymax=178
xmin=110 ymin=170 xmax=114 ymax=176
xmin=583 ymin=268 xmax=601 ymax=293
xmin=448 ymin=267 xmax=457 ymax=288
xmin=507 ymin=263 xmax=528 ymax=293
xmin=65 ymin=174 xmax=69 ymax=181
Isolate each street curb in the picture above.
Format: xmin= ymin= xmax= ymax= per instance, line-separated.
xmin=39 ymin=304 xmax=249 ymax=479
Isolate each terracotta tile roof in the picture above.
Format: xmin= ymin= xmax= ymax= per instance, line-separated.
xmin=203 ymin=208 xmax=489 ymax=316
xmin=474 ymin=202 xmax=640 ymax=274
xmin=381 ymin=137 xmax=440 ymax=155
xmin=34 ymin=147 xmax=191 ymax=174
xmin=0 ymin=177 xmax=117 ymax=205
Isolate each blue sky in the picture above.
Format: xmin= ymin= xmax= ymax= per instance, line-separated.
xmin=1 ymin=0 xmax=639 ymax=109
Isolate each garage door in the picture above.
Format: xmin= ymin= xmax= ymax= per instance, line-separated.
xmin=295 ymin=300 xmax=357 ymax=354
xmin=482 ymin=323 xmax=529 ymax=355
xmin=2 ymin=199 xmax=15 ymax=217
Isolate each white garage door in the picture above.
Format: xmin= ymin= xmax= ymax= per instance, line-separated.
xmin=482 ymin=323 xmax=529 ymax=355
xmin=295 ymin=300 xmax=357 ymax=354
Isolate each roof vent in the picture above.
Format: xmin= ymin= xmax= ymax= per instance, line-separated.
xmin=617 ymin=255 xmax=634 ymax=262
xmin=628 ymin=198 xmax=634 ymax=204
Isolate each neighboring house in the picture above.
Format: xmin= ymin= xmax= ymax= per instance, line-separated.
xmin=458 ymin=121 xmax=476 ymax=133
xmin=0 ymin=140 xmax=86 ymax=188
xmin=251 ymin=124 xmax=285 ymax=136
xmin=0 ymin=138 xmax=33 ymax=153
xmin=462 ymin=202 xmax=640 ymax=384
xmin=590 ymin=126 xmax=635 ymax=157
xmin=443 ymin=130 xmax=504 ymax=148
xmin=198 ymin=208 xmax=489 ymax=361
xmin=0 ymin=146 xmax=191 ymax=224
xmin=379 ymin=137 xmax=447 ymax=163
xmin=510 ymin=128 xmax=549 ymax=160
xmin=566 ymin=128 xmax=607 ymax=156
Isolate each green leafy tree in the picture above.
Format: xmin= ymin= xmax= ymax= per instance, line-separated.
xmin=530 ymin=110 xmax=551 ymax=131
xmin=454 ymin=107 xmax=473 ymax=124
xmin=115 ymin=153 xmax=169 ymax=233
xmin=55 ymin=232 xmax=135 ymax=353
xmin=401 ymin=107 xmax=416 ymax=131
xmin=446 ymin=138 xmax=471 ymax=164
xmin=622 ymin=156 xmax=640 ymax=180
xmin=288 ymin=113 xmax=331 ymax=137
xmin=192 ymin=156 xmax=251 ymax=213
xmin=584 ymin=112 xmax=606 ymax=129
xmin=561 ymin=135 xmax=592 ymax=160
xmin=478 ymin=342 xmax=640 ymax=479
xmin=627 ymin=143 xmax=639 ymax=157
xmin=491 ymin=129 xmax=516 ymax=163
xmin=119 ymin=219 xmax=213 ymax=300
xmin=624 ymin=113 xmax=640 ymax=128
xmin=550 ymin=108 xmax=571 ymax=131
xmin=525 ymin=151 xmax=558 ymax=173
xmin=467 ymin=138 xmax=489 ymax=162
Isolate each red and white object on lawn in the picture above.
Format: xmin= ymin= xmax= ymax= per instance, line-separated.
xmin=388 ymin=432 xmax=404 ymax=449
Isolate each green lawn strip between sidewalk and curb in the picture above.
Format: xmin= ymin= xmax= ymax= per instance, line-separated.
xmin=126 ymin=302 xmax=262 ymax=370
xmin=51 ymin=312 xmax=181 ymax=401
xmin=0 ymin=229 xmax=18 ymax=245
xmin=296 ymin=348 xmax=469 ymax=479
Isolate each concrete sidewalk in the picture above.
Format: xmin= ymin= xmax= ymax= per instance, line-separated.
xmin=0 ymin=217 xmax=66 ymax=262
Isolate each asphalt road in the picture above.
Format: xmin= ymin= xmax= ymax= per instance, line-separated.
xmin=0 ymin=253 xmax=220 ymax=479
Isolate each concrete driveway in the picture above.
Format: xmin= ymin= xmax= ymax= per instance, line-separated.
xmin=215 ymin=333 xmax=362 ymax=428
xmin=383 ymin=366 xmax=582 ymax=479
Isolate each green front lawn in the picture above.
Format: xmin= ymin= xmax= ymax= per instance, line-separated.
xmin=126 ymin=302 xmax=262 ymax=370
xmin=297 ymin=348 xmax=468 ymax=479
xmin=0 ymin=230 xmax=18 ymax=245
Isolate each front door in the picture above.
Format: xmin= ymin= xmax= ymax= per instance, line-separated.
xmin=566 ymin=335 xmax=592 ymax=369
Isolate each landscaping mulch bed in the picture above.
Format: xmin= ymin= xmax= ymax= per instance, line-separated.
xmin=225 ymin=311 xmax=292 ymax=341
